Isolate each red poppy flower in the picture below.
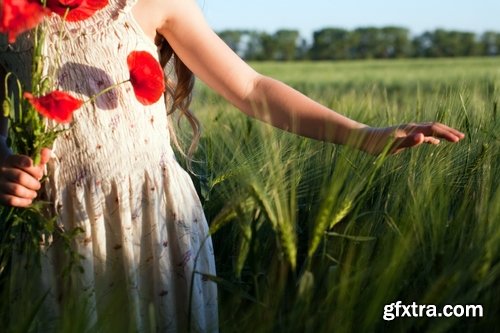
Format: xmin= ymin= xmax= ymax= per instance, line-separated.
xmin=0 ymin=0 xmax=51 ymax=43
xmin=127 ymin=51 xmax=165 ymax=105
xmin=46 ymin=0 xmax=108 ymax=22
xmin=24 ymin=91 xmax=83 ymax=123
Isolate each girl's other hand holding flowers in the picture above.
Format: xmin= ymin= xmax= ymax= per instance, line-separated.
xmin=0 ymin=148 xmax=51 ymax=207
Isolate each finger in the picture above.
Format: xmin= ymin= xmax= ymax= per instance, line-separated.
xmin=404 ymin=123 xmax=461 ymax=142
xmin=2 ymin=168 xmax=42 ymax=191
xmin=2 ymin=153 xmax=41 ymax=179
xmin=418 ymin=123 xmax=463 ymax=142
xmin=0 ymin=193 xmax=33 ymax=207
xmin=3 ymin=155 xmax=44 ymax=180
xmin=429 ymin=123 xmax=464 ymax=142
xmin=391 ymin=133 xmax=424 ymax=154
xmin=0 ymin=182 xmax=38 ymax=199
xmin=4 ymin=154 xmax=32 ymax=169
xmin=24 ymin=164 xmax=45 ymax=180
xmin=432 ymin=122 xmax=465 ymax=139
xmin=38 ymin=148 xmax=52 ymax=166
xmin=28 ymin=148 xmax=52 ymax=180
xmin=422 ymin=136 xmax=440 ymax=145
xmin=437 ymin=123 xmax=465 ymax=139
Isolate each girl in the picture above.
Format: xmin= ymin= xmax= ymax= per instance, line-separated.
xmin=0 ymin=0 xmax=464 ymax=331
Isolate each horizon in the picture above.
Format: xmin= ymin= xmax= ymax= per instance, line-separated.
xmin=199 ymin=0 xmax=500 ymax=39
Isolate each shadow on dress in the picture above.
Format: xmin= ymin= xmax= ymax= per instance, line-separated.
xmin=57 ymin=62 xmax=124 ymax=110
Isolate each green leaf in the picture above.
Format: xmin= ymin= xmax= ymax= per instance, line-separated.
xmin=325 ymin=232 xmax=377 ymax=242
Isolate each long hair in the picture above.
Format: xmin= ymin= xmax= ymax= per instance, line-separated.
xmin=155 ymin=34 xmax=200 ymax=165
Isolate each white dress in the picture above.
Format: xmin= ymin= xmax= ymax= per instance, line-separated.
xmin=0 ymin=0 xmax=218 ymax=331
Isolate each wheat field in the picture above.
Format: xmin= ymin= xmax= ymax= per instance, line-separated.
xmin=188 ymin=57 xmax=500 ymax=333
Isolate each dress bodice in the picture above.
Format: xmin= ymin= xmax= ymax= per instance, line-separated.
xmin=0 ymin=0 xmax=175 ymax=186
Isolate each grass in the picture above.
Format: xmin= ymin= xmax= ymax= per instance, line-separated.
xmin=187 ymin=57 xmax=500 ymax=332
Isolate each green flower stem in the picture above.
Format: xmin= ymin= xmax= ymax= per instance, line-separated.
xmin=33 ymin=153 xmax=41 ymax=166
xmin=84 ymin=80 xmax=130 ymax=104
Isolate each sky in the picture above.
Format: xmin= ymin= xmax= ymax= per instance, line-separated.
xmin=198 ymin=0 xmax=500 ymax=39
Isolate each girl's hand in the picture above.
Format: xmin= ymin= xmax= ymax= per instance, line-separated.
xmin=0 ymin=148 xmax=51 ymax=207
xmin=358 ymin=122 xmax=465 ymax=155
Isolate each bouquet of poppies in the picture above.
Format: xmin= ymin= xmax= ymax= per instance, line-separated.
xmin=0 ymin=0 xmax=165 ymax=268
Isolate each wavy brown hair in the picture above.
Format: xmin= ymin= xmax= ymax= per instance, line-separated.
xmin=155 ymin=34 xmax=200 ymax=164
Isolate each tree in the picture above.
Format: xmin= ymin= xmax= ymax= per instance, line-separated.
xmin=217 ymin=30 xmax=245 ymax=56
xmin=480 ymin=31 xmax=500 ymax=56
xmin=351 ymin=27 xmax=381 ymax=59
xmin=457 ymin=31 xmax=480 ymax=56
xmin=310 ymin=28 xmax=351 ymax=60
xmin=421 ymin=29 xmax=479 ymax=57
xmin=273 ymin=29 xmax=300 ymax=61
xmin=217 ymin=27 xmax=496 ymax=61
xmin=242 ymin=31 xmax=275 ymax=60
xmin=380 ymin=27 xmax=412 ymax=58
xmin=411 ymin=30 xmax=480 ymax=57
xmin=412 ymin=31 xmax=434 ymax=57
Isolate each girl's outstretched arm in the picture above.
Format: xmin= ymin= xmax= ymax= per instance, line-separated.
xmin=138 ymin=0 xmax=464 ymax=154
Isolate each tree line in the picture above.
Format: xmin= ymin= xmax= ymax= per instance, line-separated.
xmin=217 ymin=27 xmax=500 ymax=61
